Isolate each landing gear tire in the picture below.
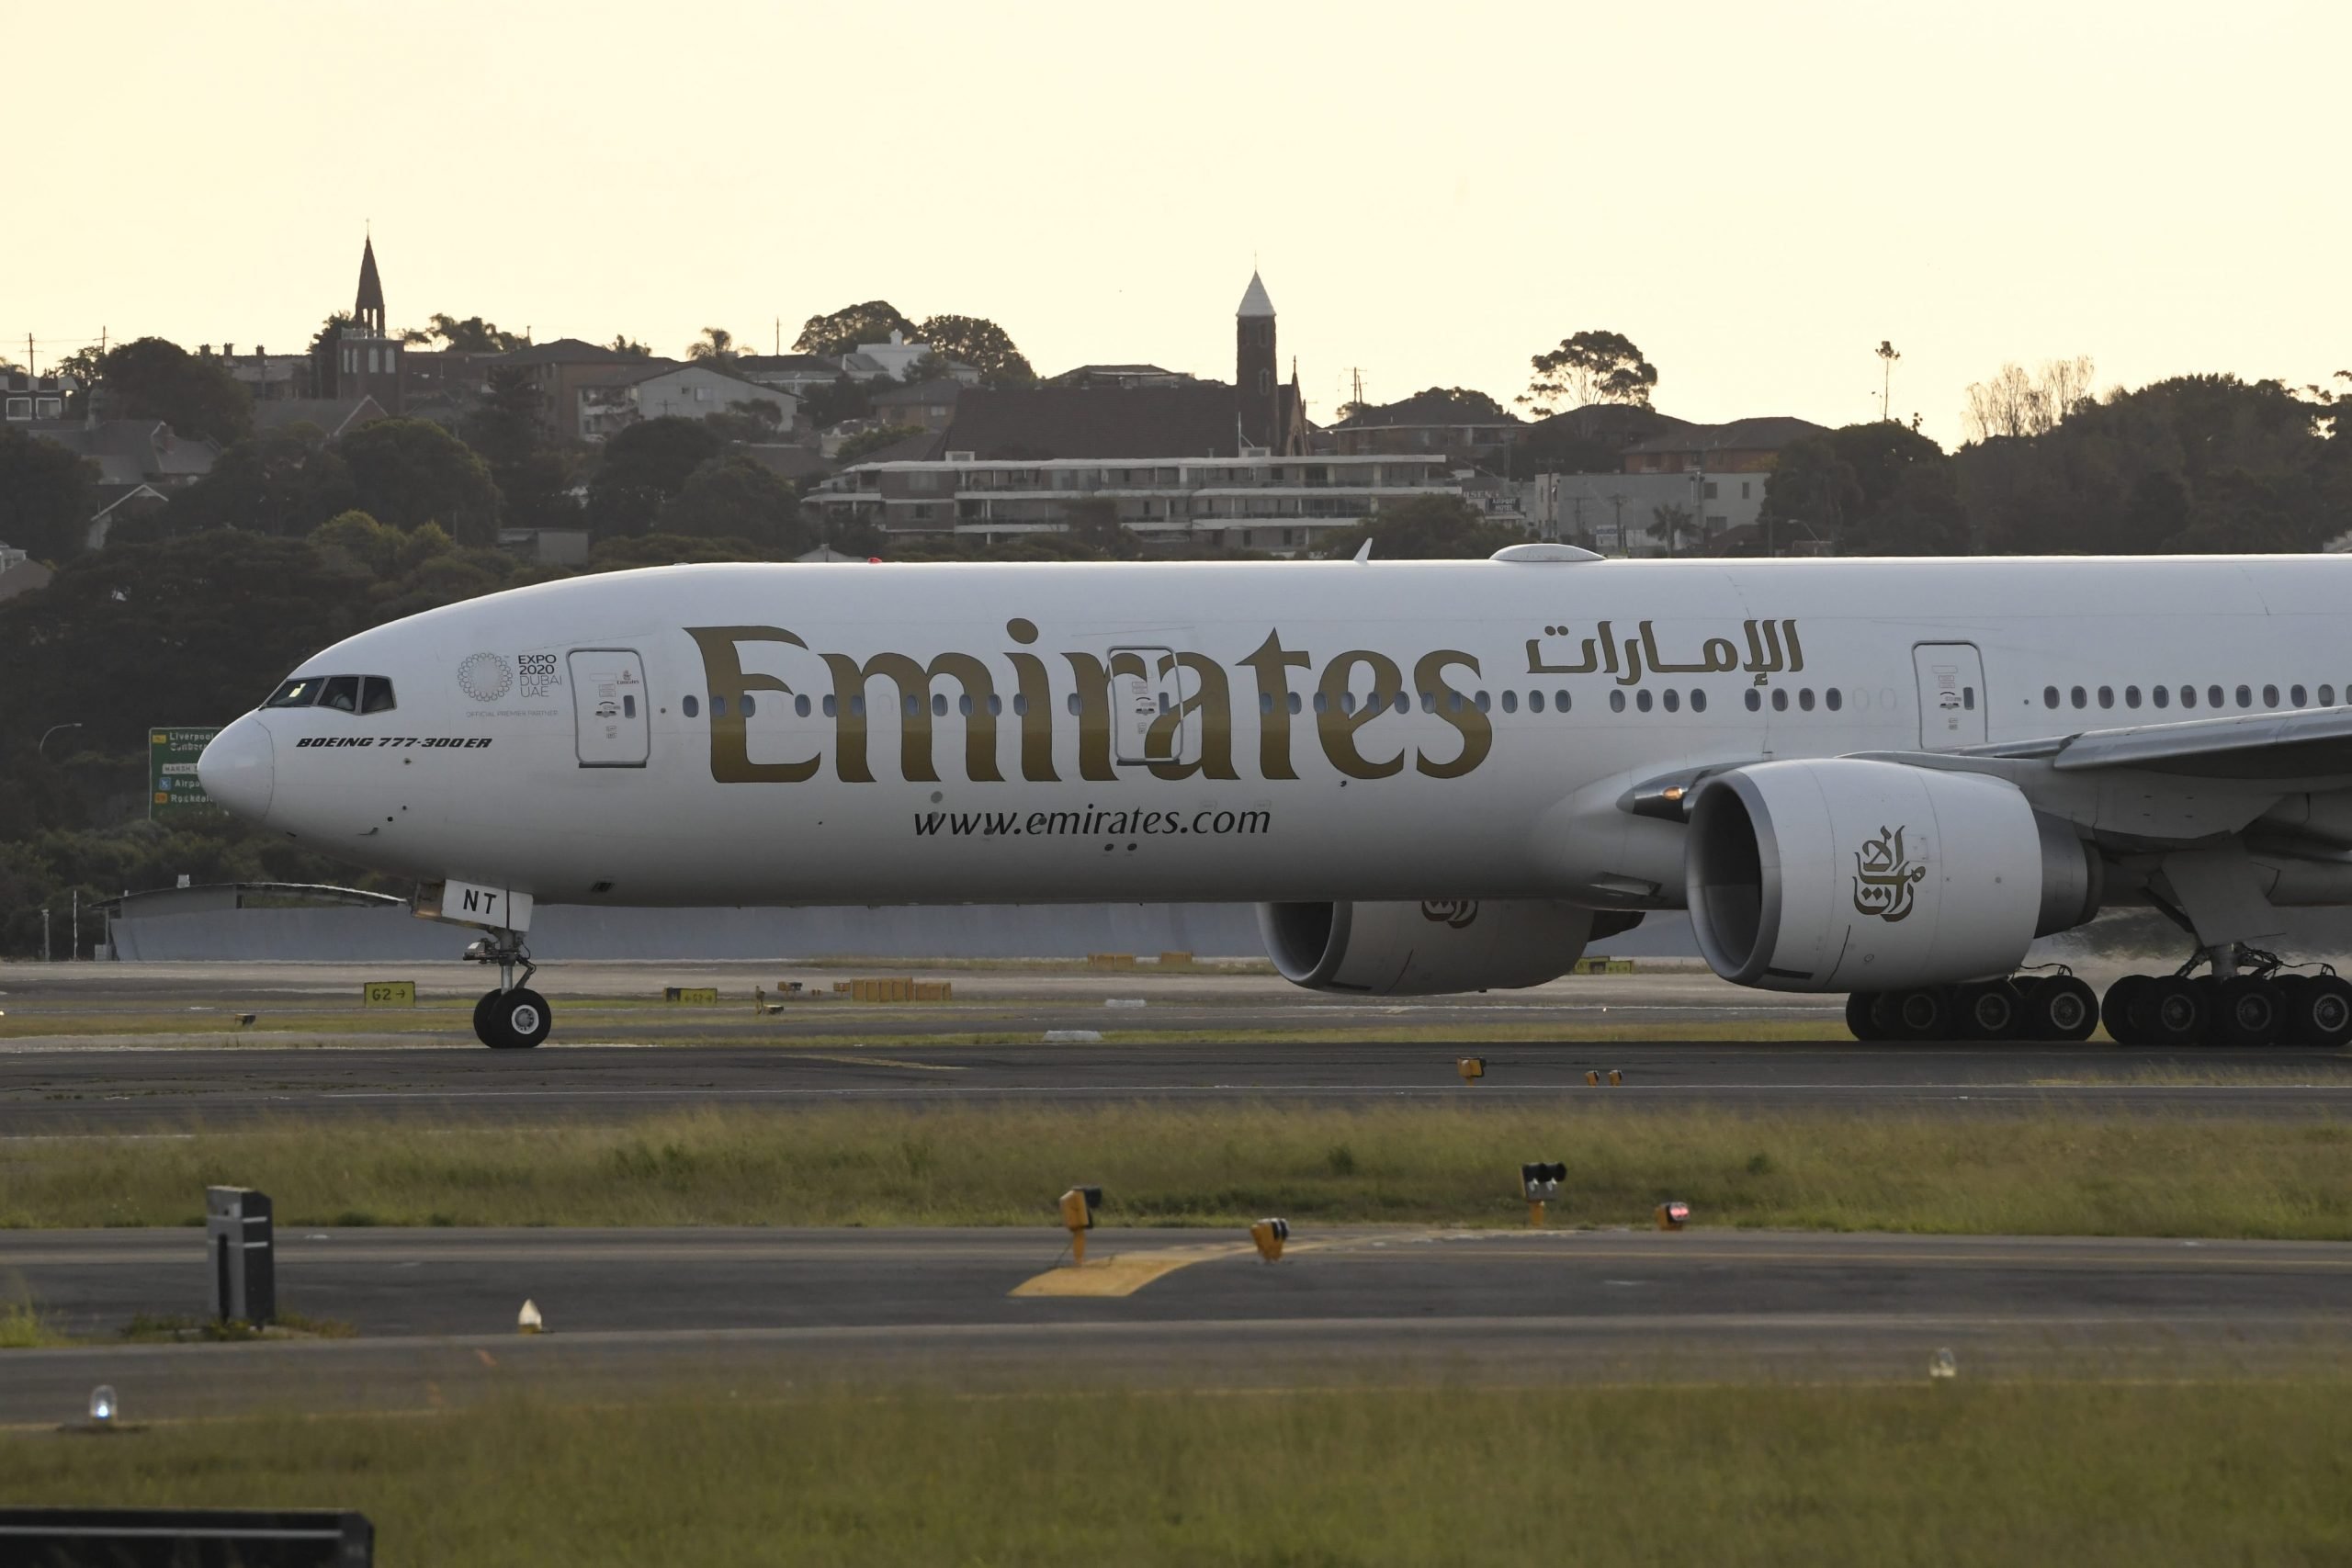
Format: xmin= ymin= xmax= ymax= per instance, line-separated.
xmin=2289 ymin=975 xmax=2352 ymax=1049
xmin=2101 ymin=976 xmax=2151 ymax=1045
xmin=2138 ymin=977 xmax=2207 ymax=1048
xmin=1845 ymin=991 xmax=1884 ymax=1042
xmin=1883 ymin=987 xmax=1950 ymax=1043
xmin=474 ymin=987 xmax=552 ymax=1050
xmin=1954 ymin=980 xmax=2022 ymax=1042
xmin=2021 ymin=975 xmax=2098 ymax=1042
xmin=2213 ymin=977 xmax=2283 ymax=1048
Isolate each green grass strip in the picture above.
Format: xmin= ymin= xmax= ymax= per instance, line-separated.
xmin=7 ymin=1104 xmax=2352 ymax=1237
xmin=7 ymin=1382 xmax=2352 ymax=1564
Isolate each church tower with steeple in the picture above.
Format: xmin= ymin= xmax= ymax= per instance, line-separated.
xmin=355 ymin=235 xmax=387 ymax=336
xmin=1236 ymin=270 xmax=1281 ymax=453
xmin=320 ymin=233 xmax=404 ymax=412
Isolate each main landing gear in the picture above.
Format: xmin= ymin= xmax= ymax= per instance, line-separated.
xmin=464 ymin=929 xmax=551 ymax=1050
xmin=2096 ymin=952 xmax=2352 ymax=1049
xmin=1845 ymin=971 xmax=2099 ymax=1043
xmin=1845 ymin=955 xmax=2352 ymax=1046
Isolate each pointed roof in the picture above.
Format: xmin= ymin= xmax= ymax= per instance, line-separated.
xmin=355 ymin=237 xmax=385 ymax=318
xmin=1236 ymin=271 xmax=1274 ymax=319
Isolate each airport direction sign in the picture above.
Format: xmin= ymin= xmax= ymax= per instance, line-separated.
xmin=149 ymin=728 xmax=222 ymax=818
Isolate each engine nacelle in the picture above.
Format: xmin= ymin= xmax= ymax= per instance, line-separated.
xmin=1685 ymin=759 xmax=2100 ymax=993
xmin=1258 ymin=899 xmax=1620 ymax=995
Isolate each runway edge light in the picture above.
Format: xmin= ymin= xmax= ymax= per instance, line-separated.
xmin=517 ymin=1299 xmax=544 ymax=1334
xmin=1250 ymin=1218 xmax=1290 ymax=1263
xmin=1655 ymin=1200 xmax=1690 ymax=1231
xmin=1931 ymin=1348 xmax=1958 ymax=1381
xmin=1058 ymin=1186 xmax=1102 ymax=1265
xmin=1521 ymin=1162 xmax=1566 ymax=1227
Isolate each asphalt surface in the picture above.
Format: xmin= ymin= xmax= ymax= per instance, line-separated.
xmin=7 ymin=1039 xmax=2352 ymax=1130
xmin=6 ymin=1225 xmax=2347 ymax=1424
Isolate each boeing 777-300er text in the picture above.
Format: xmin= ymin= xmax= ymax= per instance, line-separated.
xmin=198 ymin=547 xmax=2352 ymax=1049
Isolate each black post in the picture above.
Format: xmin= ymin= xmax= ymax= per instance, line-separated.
xmin=206 ymin=1186 xmax=275 ymax=1325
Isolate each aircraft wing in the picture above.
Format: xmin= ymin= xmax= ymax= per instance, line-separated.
xmin=1957 ymin=707 xmax=2352 ymax=782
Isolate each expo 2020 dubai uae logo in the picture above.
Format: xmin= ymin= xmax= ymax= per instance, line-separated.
xmin=458 ymin=652 xmax=513 ymax=703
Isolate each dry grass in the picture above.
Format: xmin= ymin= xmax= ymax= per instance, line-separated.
xmin=6 ymin=1381 xmax=2352 ymax=1565
xmin=0 ymin=1299 xmax=69 ymax=1348
xmin=6 ymin=1103 xmax=2352 ymax=1237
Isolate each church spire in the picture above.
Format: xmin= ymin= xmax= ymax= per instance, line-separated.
xmin=354 ymin=235 xmax=386 ymax=336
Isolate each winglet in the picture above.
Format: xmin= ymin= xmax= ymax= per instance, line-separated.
xmin=1352 ymin=539 xmax=1373 ymax=563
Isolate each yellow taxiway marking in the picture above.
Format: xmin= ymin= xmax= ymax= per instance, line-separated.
xmin=1011 ymin=1235 xmax=1365 ymax=1297
xmin=1011 ymin=1243 xmax=1258 ymax=1297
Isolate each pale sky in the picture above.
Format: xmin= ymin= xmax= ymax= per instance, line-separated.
xmin=7 ymin=1 xmax=2345 ymax=446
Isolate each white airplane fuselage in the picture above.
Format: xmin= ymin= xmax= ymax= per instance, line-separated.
xmin=200 ymin=554 xmax=2352 ymax=918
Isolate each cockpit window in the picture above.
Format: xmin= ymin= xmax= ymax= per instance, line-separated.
xmin=266 ymin=672 xmax=397 ymax=715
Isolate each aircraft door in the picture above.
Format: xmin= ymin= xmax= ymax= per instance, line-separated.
xmin=1912 ymin=643 xmax=1985 ymax=750
xmin=1108 ymin=646 xmax=1198 ymax=766
xmin=569 ymin=649 xmax=650 ymax=767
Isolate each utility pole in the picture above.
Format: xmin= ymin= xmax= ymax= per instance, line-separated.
xmin=70 ymin=887 xmax=78 ymax=961
xmin=41 ymin=908 xmax=50 ymax=963
xmin=24 ymin=333 xmax=33 ymax=376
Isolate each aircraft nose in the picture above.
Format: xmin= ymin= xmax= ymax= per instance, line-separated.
xmin=198 ymin=714 xmax=275 ymax=822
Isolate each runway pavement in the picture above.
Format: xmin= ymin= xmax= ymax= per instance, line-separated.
xmin=6 ymin=1038 xmax=2352 ymax=1130
xmin=5 ymin=1225 xmax=2346 ymax=1425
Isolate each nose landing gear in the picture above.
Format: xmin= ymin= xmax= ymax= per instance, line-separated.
xmin=464 ymin=930 xmax=551 ymax=1050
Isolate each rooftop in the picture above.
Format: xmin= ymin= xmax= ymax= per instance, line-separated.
xmin=936 ymin=382 xmax=1256 ymax=461
xmin=1333 ymin=390 xmax=1524 ymax=430
xmin=1624 ymin=415 xmax=1828 ymax=454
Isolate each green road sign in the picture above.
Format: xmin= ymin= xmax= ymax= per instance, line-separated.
xmin=149 ymin=727 xmax=222 ymax=818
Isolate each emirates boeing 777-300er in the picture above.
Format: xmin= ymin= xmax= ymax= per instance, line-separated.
xmin=197 ymin=547 xmax=2352 ymax=1049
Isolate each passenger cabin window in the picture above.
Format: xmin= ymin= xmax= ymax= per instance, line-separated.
xmin=683 ymin=695 xmax=699 ymax=717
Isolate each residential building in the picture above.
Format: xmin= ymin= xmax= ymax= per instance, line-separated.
xmin=1330 ymin=389 xmax=1523 ymax=464
xmin=838 ymin=331 xmax=977 ymax=385
xmin=868 ymin=377 xmax=965 ymax=434
xmin=212 ymin=347 xmax=316 ymax=401
xmin=253 ymin=396 xmax=388 ymax=439
xmin=737 ymin=355 xmax=851 ymax=399
xmin=3 ymin=371 xmax=75 ymax=422
xmin=0 ymin=544 xmax=52 ymax=601
xmin=497 ymin=527 xmax=590 ymax=567
xmin=28 ymin=419 xmax=217 ymax=547
xmin=1620 ymin=415 xmax=1826 ymax=474
xmin=1530 ymin=470 xmax=1770 ymax=557
xmin=881 ymin=272 xmax=1310 ymax=464
xmin=577 ymin=364 xmax=802 ymax=442
xmin=1046 ymin=364 xmax=1195 ymax=390
xmin=488 ymin=338 xmax=662 ymax=443
xmin=804 ymin=453 xmax=1461 ymax=557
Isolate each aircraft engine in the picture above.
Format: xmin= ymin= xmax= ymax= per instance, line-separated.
xmin=1684 ymin=759 xmax=2100 ymax=993
xmin=1257 ymin=898 xmax=1633 ymax=995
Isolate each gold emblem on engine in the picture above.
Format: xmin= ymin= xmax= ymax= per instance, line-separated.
xmin=1852 ymin=826 xmax=1927 ymax=923
xmin=1419 ymin=900 xmax=1479 ymax=929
